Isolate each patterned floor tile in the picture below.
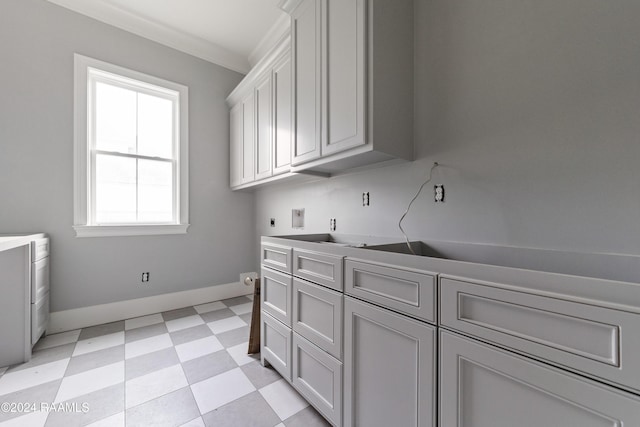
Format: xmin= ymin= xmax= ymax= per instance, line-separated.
xmin=7 ymin=343 xmax=75 ymax=374
xmin=162 ymin=307 xmax=198 ymax=322
xmin=78 ymin=321 xmax=124 ymax=341
xmin=85 ymin=412 xmax=124 ymax=427
xmin=124 ymin=322 xmax=168 ymax=343
xmin=180 ymin=417 xmax=205 ymax=427
xmin=259 ymin=379 xmax=309 ymax=421
xmin=166 ymin=315 xmax=205 ymax=333
xmin=283 ymin=407 xmax=331 ymax=427
xmin=229 ymin=302 xmax=253 ymax=315
xmin=241 ymin=362 xmax=281 ymax=390
xmin=190 ymin=368 xmax=255 ymax=414
xmin=181 ymin=351 xmax=237 ymax=385
xmin=124 ymin=333 xmax=173 ymax=359
xmin=33 ymin=330 xmax=81 ymax=351
xmin=64 ymin=345 xmax=124 ymax=377
xmin=226 ymin=342 xmax=259 ymax=367
xmin=0 ymin=359 xmax=68 ymax=397
xmin=54 ymin=361 xmax=124 ymax=403
xmin=199 ymin=308 xmax=235 ymax=324
xmin=46 ymin=383 xmax=124 ymax=427
xmin=170 ymin=324 xmax=213 ymax=346
xmin=201 ymin=391 xmax=280 ymax=427
xmin=240 ymin=312 xmax=253 ymax=324
xmin=72 ymin=332 xmax=124 ymax=357
xmin=215 ymin=326 xmax=251 ymax=348
xmin=0 ymin=379 xmax=61 ymax=423
xmin=0 ymin=409 xmax=49 ymax=427
xmin=207 ymin=316 xmax=247 ymax=334
xmin=194 ymin=301 xmax=225 ymax=314
xmin=125 ymin=347 xmax=180 ymax=381
xmin=222 ymin=296 xmax=253 ymax=307
xmin=126 ymin=386 xmax=199 ymax=427
xmin=175 ymin=336 xmax=223 ymax=363
xmin=125 ymin=313 xmax=164 ymax=331
xmin=125 ymin=364 xmax=188 ymax=409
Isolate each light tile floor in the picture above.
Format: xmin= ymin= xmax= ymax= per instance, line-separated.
xmin=0 ymin=296 xmax=330 ymax=427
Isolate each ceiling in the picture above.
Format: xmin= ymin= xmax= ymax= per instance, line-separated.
xmin=47 ymin=0 xmax=289 ymax=74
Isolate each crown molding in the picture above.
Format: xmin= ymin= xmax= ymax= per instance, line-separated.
xmin=248 ymin=14 xmax=291 ymax=68
xmin=47 ymin=0 xmax=250 ymax=74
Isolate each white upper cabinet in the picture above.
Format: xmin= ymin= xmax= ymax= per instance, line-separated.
xmin=227 ymin=35 xmax=292 ymax=190
xmin=287 ymin=0 xmax=414 ymax=174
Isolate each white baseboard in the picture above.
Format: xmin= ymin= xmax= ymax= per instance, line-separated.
xmin=48 ymin=281 xmax=253 ymax=333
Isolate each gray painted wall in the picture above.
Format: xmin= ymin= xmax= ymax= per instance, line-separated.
xmin=256 ymin=0 xmax=640 ymax=258
xmin=0 ymin=0 xmax=255 ymax=311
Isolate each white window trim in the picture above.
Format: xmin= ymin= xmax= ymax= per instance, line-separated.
xmin=73 ymin=54 xmax=189 ymax=237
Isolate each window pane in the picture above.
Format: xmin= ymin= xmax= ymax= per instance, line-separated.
xmin=95 ymin=154 xmax=136 ymax=223
xmin=95 ymin=82 xmax=137 ymax=154
xmin=138 ymin=159 xmax=173 ymax=223
xmin=138 ymin=93 xmax=174 ymax=159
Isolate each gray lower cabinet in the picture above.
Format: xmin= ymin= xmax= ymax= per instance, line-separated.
xmin=344 ymin=296 xmax=436 ymax=427
xmin=261 ymin=312 xmax=292 ymax=381
xmin=261 ymin=267 xmax=292 ymax=327
xmin=292 ymin=333 xmax=342 ymax=426
xmin=439 ymin=330 xmax=640 ymax=427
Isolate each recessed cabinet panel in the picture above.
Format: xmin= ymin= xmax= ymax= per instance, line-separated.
xmin=255 ymin=74 xmax=273 ymax=181
xmin=292 ymin=0 xmax=322 ymax=165
xmin=32 ymin=293 xmax=49 ymax=346
xmin=440 ymin=276 xmax=640 ymax=393
xmin=241 ymin=93 xmax=256 ymax=184
xmin=262 ymin=244 xmax=292 ymax=273
xmin=31 ymin=257 xmax=50 ymax=304
xmin=293 ymin=249 xmax=343 ymax=291
xmin=293 ymin=334 xmax=342 ymax=426
xmin=261 ymin=267 xmax=293 ymax=327
xmin=262 ymin=311 xmax=292 ymax=381
xmin=345 ymin=259 xmax=436 ymax=323
xmin=344 ymin=296 xmax=436 ymax=427
xmin=440 ymin=331 xmax=640 ymax=427
xmin=324 ymin=0 xmax=366 ymax=156
xmin=273 ymin=54 xmax=293 ymax=175
xmin=229 ymin=103 xmax=243 ymax=187
xmin=293 ymin=278 xmax=343 ymax=359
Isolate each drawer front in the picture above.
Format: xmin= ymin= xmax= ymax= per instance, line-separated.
xmin=440 ymin=330 xmax=640 ymax=427
xmin=293 ymin=249 xmax=343 ymax=291
xmin=293 ymin=334 xmax=342 ymax=426
xmin=31 ymin=292 xmax=49 ymax=346
xmin=261 ymin=311 xmax=292 ymax=381
xmin=32 ymin=238 xmax=49 ymax=262
xmin=440 ymin=276 xmax=640 ymax=393
xmin=293 ymin=278 xmax=343 ymax=359
xmin=345 ymin=259 xmax=436 ymax=323
xmin=262 ymin=244 xmax=292 ymax=273
xmin=261 ymin=267 xmax=293 ymax=327
xmin=31 ymin=257 xmax=50 ymax=304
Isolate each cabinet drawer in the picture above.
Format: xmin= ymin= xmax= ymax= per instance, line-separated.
xmin=292 ymin=334 xmax=342 ymax=426
xmin=31 ymin=238 xmax=49 ymax=262
xmin=261 ymin=267 xmax=292 ymax=327
xmin=31 ymin=257 xmax=50 ymax=304
xmin=345 ymin=259 xmax=436 ymax=323
xmin=440 ymin=276 xmax=640 ymax=393
xmin=261 ymin=311 xmax=292 ymax=381
xmin=31 ymin=292 xmax=49 ymax=346
xmin=293 ymin=278 xmax=343 ymax=359
xmin=440 ymin=330 xmax=640 ymax=427
xmin=293 ymin=249 xmax=343 ymax=291
xmin=262 ymin=244 xmax=292 ymax=273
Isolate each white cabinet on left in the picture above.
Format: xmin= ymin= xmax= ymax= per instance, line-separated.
xmin=227 ymin=35 xmax=292 ymax=190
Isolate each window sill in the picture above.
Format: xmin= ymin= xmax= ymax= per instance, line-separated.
xmin=74 ymin=224 xmax=190 ymax=238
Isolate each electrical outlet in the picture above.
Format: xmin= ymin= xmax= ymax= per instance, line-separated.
xmin=434 ymin=185 xmax=445 ymax=203
xmin=270 ymin=218 xmax=276 ymax=227
xmin=141 ymin=272 xmax=150 ymax=283
xmin=330 ymin=218 xmax=336 ymax=232
xmin=363 ymin=192 xmax=370 ymax=206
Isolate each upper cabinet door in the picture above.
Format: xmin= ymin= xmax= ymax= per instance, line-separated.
xmin=291 ymin=0 xmax=323 ymax=166
xmin=255 ymin=73 xmax=273 ymax=181
xmin=229 ymin=103 xmax=243 ymax=187
xmin=324 ymin=0 xmax=366 ymax=156
xmin=273 ymin=53 xmax=293 ymax=175
xmin=241 ymin=92 xmax=255 ymax=184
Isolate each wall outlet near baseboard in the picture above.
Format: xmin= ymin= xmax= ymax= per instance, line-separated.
xmin=141 ymin=272 xmax=150 ymax=283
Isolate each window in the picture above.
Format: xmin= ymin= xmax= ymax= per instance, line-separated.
xmin=74 ymin=54 xmax=189 ymax=237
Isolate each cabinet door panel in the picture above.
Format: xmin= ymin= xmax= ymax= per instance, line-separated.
xmin=255 ymin=74 xmax=272 ymax=181
xmin=229 ymin=103 xmax=243 ymax=187
xmin=261 ymin=267 xmax=292 ymax=327
xmin=440 ymin=331 xmax=640 ymax=427
xmin=324 ymin=0 xmax=366 ymax=156
xmin=261 ymin=311 xmax=292 ymax=381
xmin=344 ymin=296 xmax=436 ymax=427
xmin=262 ymin=244 xmax=292 ymax=273
xmin=292 ymin=0 xmax=322 ymax=165
xmin=293 ymin=249 xmax=343 ymax=291
xmin=273 ymin=53 xmax=292 ymax=175
xmin=31 ymin=257 xmax=50 ymax=304
xmin=241 ymin=93 xmax=255 ymax=184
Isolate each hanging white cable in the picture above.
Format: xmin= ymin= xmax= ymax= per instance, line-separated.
xmin=398 ymin=162 xmax=439 ymax=255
